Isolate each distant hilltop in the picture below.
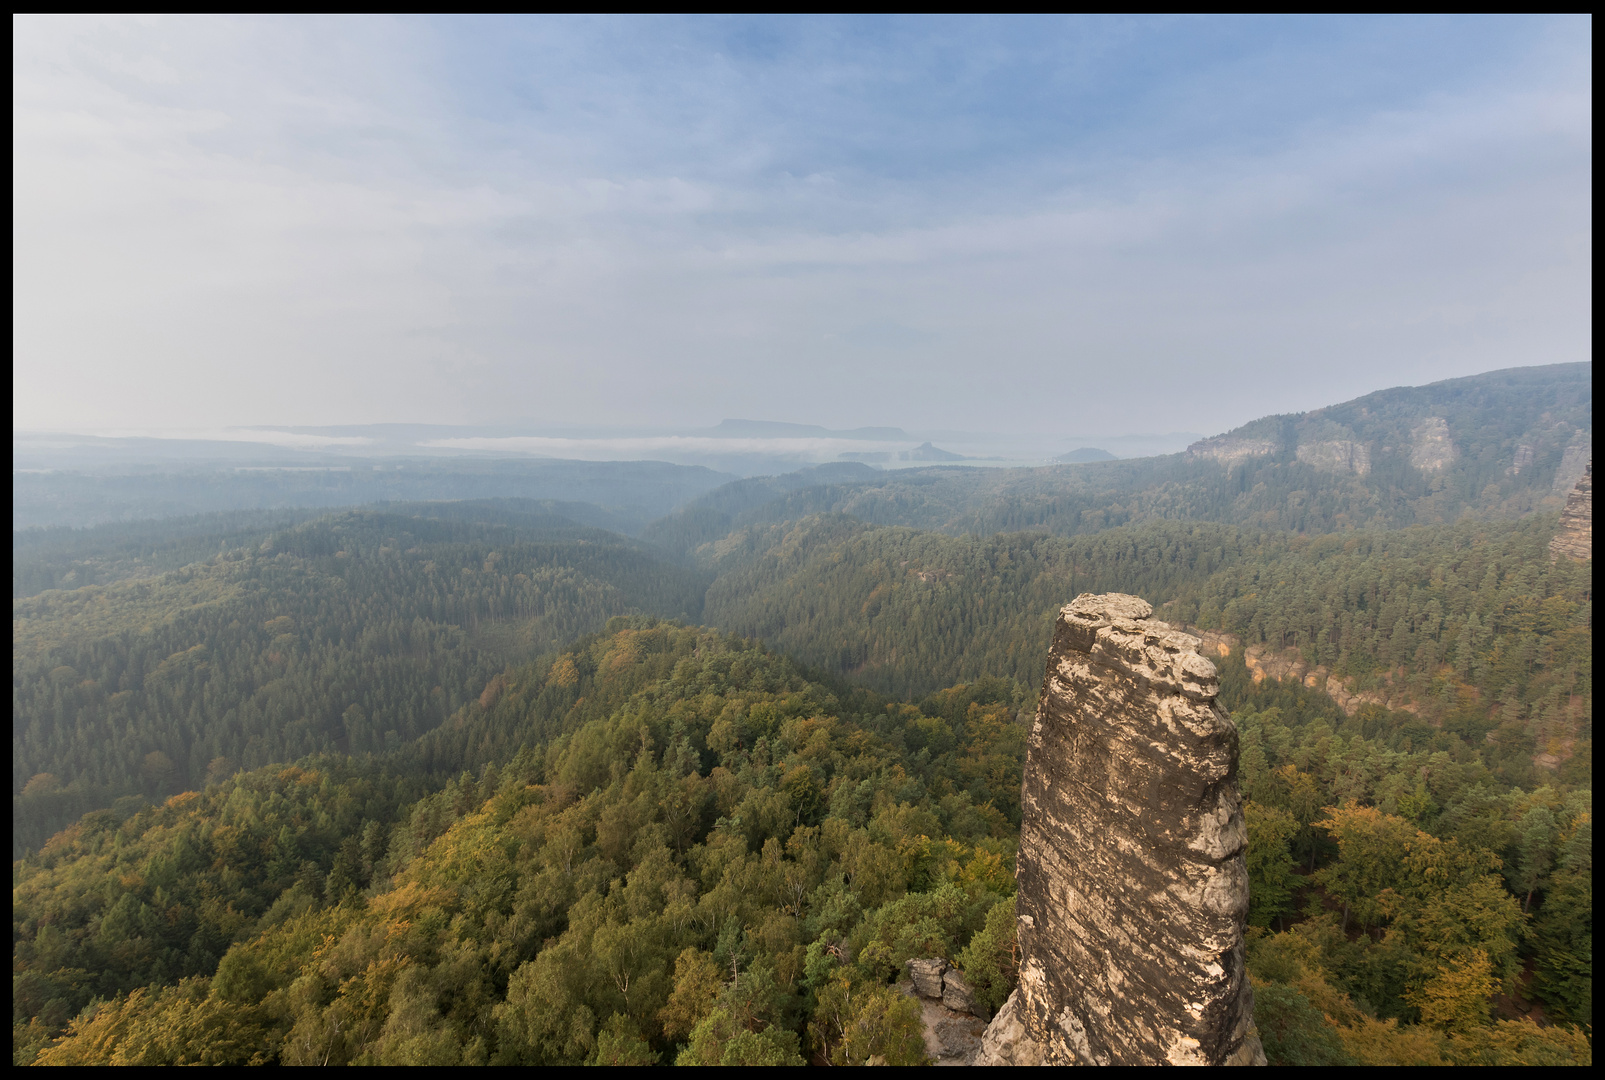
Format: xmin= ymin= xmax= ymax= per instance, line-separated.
xmin=708 ymin=418 xmax=910 ymax=441
xmin=839 ymin=442 xmax=967 ymax=465
xmin=1055 ymin=447 xmax=1117 ymax=463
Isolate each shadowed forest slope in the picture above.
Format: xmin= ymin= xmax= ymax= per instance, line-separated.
xmin=12 ymin=505 xmax=709 ymax=854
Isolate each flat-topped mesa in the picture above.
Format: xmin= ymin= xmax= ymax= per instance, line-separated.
xmin=978 ymin=593 xmax=1263 ymax=1066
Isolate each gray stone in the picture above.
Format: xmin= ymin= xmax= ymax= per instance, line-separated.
xmin=902 ymin=980 xmax=985 ymax=1065
xmin=998 ymin=593 xmax=1265 ymax=1066
xmin=935 ymin=1013 xmax=987 ymax=1062
xmin=908 ymin=957 xmax=948 ymax=1000
xmin=1187 ymin=436 xmax=1275 ymax=466
xmin=1296 ymin=438 xmax=1370 ymax=475
xmin=1553 ymin=439 xmax=1590 ymax=494
xmin=941 ymin=968 xmax=978 ymax=1016
xmin=972 ymin=990 xmax=1046 ymax=1066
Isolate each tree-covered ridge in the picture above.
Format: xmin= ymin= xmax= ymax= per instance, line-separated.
xmin=11 ymin=499 xmax=703 ymax=601
xmin=13 ymin=508 xmax=329 ymax=599
xmin=700 ymin=515 xmax=1590 ymax=789
xmin=12 ymin=459 xmax=734 ymax=532
xmin=1224 ymin=361 xmax=1590 ymax=486
xmin=700 ymin=515 xmax=1252 ymax=694
xmin=13 ymin=507 xmax=709 ymax=855
xmin=16 ymin=623 xmax=1025 ymax=1065
xmin=1173 ymin=519 xmax=1591 ymax=774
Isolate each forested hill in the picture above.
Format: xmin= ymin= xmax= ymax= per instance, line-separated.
xmin=643 ymin=363 xmax=1591 ymax=553
xmin=1199 ymin=362 xmax=1590 ymax=477
xmin=12 ymin=504 xmax=710 ymax=854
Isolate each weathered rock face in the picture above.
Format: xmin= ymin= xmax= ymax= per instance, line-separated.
xmin=908 ymin=958 xmax=948 ymax=1000
xmin=1553 ymin=439 xmax=1591 ymax=494
xmin=1549 ymin=460 xmax=1592 ymax=562
xmin=904 ymin=958 xmax=988 ymax=1064
xmin=1186 ymin=436 xmax=1275 ymax=466
xmin=972 ymin=990 xmax=1047 ymax=1066
xmin=993 ymin=593 xmax=1263 ymax=1065
xmin=1296 ymin=438 xmax=1370 ymax=475
xmin=1410 ymin=416 xmax=1456 ymax=473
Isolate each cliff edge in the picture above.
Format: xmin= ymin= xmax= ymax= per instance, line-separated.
xmin=976 ymin=593 xmax=1264 ymax=1066
xmin=1549 ymin=460 xmax=1591 ymax=562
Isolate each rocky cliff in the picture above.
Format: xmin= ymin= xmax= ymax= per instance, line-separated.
xmin=1186 ymin=436 xmax=1275 ymax=466
xmin=976 ymin=593 xmax=1263 ymax=1066
xmin=1548 ymin=460 xmax=1591 ymax=562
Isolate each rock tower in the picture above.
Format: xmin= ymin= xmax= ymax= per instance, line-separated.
xmin=975 ymin=594 xmax=1264 ymax=1066
xmin=1549 ymin=460 xmax=1592 ymax=562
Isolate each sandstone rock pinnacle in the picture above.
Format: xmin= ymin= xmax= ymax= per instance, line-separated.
xmin=1549 ymin=460 xmax=1592 ymax=562
xmin=976 ymin=593 xmax=1264 ymax=1066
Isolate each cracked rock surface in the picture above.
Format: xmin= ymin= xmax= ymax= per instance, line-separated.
xmin=980 ymin=593 xmax=1265 ymax=1066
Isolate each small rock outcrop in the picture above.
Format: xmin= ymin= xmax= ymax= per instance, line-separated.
xmin=1186 ymin=436 xmax=1275 ymax=466
xmin=1409 ymin=416 xmax=1456 ymax=472
xmin=1553 ymin=439 xmax=1590 ymax=494
xmin=972 ymin=990 xmax=1046 ymax=1066
xmin=941 ymin=968 xmax=978 ymax=1016
xmin=1296 ymin=439 xmax=1370 ymax=475
xmin=1549 ymin=460 xmax=1592 ymax=562
xmin=981 ymin=593 xmax=1264 ymax=1065
xmin=903 ymin=958 xmax=988 ymax=1064
xmin=908 ymin=957 xmax=948 ymax=1000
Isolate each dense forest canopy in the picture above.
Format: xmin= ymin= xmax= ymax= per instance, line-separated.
xmin=13 ymin=505 xmax=709 ymax=854
xmin=11 ymin=364 xmax=1591 ymax=1065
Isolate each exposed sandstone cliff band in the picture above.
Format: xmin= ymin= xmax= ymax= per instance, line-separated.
xmin=1548 ymin=460 xmax=1591 ymax=562
xmin=1296 ymin=438 xmax=1370 ymax=475
xmin=1552 ymin=439 xmax=1590 ymax=494
xmin=1409 ymin=416 xmax=1456 ymax=473
xmin=1186 ymin=436 xmax=1274 ymax=466
xmin=976 ymin=593 xmax=1264 ymax=1066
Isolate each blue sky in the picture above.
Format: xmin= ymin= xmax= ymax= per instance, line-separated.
xmin=12 ymin=15 xmax=1592 ymax=435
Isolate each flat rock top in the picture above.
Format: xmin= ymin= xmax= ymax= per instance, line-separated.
xmin=1057 ymin=592 xmax=1218 ymax=701
xmin=1064 ymin=592 xmax=1153 ymax=623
